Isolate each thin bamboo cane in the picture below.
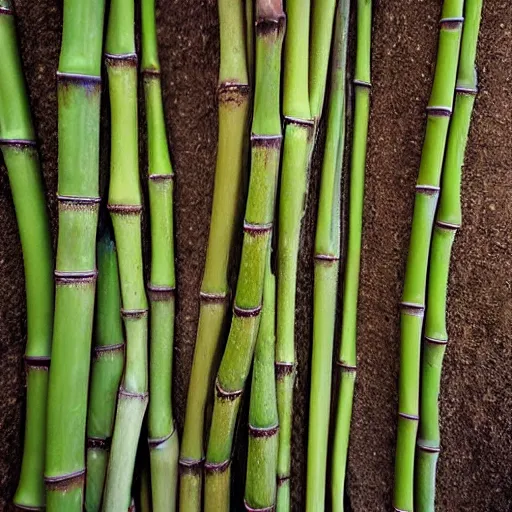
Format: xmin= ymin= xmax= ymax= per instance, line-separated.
xmin=101 ymin=0 xmax=148 ymax=508
xmin=85 ymin=226 xmax=125 ymax=512
xmin=203 ymin=1 xmax=285 ymax=508
xmin=416 ymin=2 xmax=483 ymax=510
xmin=141 ymin=0 xmax=179 ymax=508
xmin=394 ymin=2 xmax=464 ymax=511
xmin=329 ymin=1 xmax=371 ymax=511
xmin=0 ymin=2 xmax=53 ymax=509
xmin=178 ymin=0 xmax=249 ymax=508
xmin=306 ymin=0 xmax=350 ymax=509
xmin=44 ymin=0 xmax=106 ymax=508
xmin=244 ymin=254 xmax=278 ymax=510
xmin=140 ymin=464 xmax=152 ymax=512
xmin=274 ymin=0 xmax=312 ymax=509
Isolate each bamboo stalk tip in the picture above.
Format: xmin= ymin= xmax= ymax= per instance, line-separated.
xmin=255 ymin=0 xmax=285 ymax=36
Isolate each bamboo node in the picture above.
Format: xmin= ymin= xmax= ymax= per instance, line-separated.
xmin=244 ymin=500 xmax=276 ymax=512
xmin=105 ymin=52 xmax=138 ymax=67
xmin=398 ymin=412 xmax=419 ymax=422
xmin=277 ymin=474 xmax=290 ymax=485
xmin=0 ymin=138 xmax=36 ymax=148
xmin=424 ymin=335 xmax=448 ymax=346
xmin=455 ymin=84 xmax=478 ymax=95
xmin=393 ymin=506 xmax=411 ymax=512
xmin=275 ymin=361 xmax=295 ymax=378
xmin=147 ymin=284 xmax=176 ymax=301
xmin=425 ymin=105 xmax=452 ymax=117
xmin=314 ymin=253 xmax=340 ymax=265
xmin=415 ymin=184 xmax=440 ymax=196
xmin=439 ymin=16 xmax=464 ymax=30
xmin=0 ymin=6 xmax=13 ymax=15
xmin=56 ymin=194 xmax=101 ymax=205
xmin=93 ymin=342 xmax=125 ymax=359
xmin=56 ymin=71 xmax=102 ymax=85
xmin=141 ymin=68 xmax=161 ymax=77
xmin=436 ymin=219 xmax=460 ymax=231
xmin=178 ymin=457 xmax=204 ymax=475
xmin=416 ymin=441 xmax=441 ymax=454
xmin=218 ymin=82 xmax=250 ymax=105
xmin=121 ymin=308 xmax=148 ymax=319
xmin=243 ymin=221 xmax=273 ymax=235
xmin=233 ymin=303 xmax=262 ymax=318
xmin=204 ymin=459 xmax=230 ymax=474
xmin=148 ymin=427 xmax=177 ymax=448
xmin=248 ymin=423 xmax=279 ymax=438
xmin=107 ymin=203 xmax=143 ymax=215
xmin=87 ymin=436 xmax=111 ymax=450
xmin=24 ymin=355 xmax=51 ymax=370
xmin=118 ymin=388 xmax=149 ymax=401
xmin=255 ymin=14 xmax=286 ymax=38
xmin=399 ymin=301 xmax=425 ymax=317
xmin=199 ymin=290 xmax=230 ymax=303
xmin=54 ymin=269 xmax=98 ymax=284
xmin=284 ymin=115 xmax=315 ymax=128
xmin=215 ymin=380 xmax=244 ymax=401
xmin=336 ymin=361 xmax=357 ymax=372
xmin=148 ymin=173 xmax=174 ymax=181
xmin=44 ymin=468 xmax=86 ymax=490
xmin=251 ymin=133 xmax=283 ymax=149
xmin=353 ymin=78 xmax=372 ymax=89
xmin=12 ymin=504 xmax=44 ymax=511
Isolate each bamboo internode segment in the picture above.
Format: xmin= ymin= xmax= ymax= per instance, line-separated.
xmin=179 ymin=0 xmax=250 ymax=508
xmin=416 ymin=1 xmax=483 ymax=510
xmin=394 ymin=1 xmax=464 ymax=511
xmin=44 ymin=0 xmax=106 ymax=508
xmin=204 ymin=2 xmax=285 ymax=508
xmin=0 ymin=3 xmax=54 ymax=509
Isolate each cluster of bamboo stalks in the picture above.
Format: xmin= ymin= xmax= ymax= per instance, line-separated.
xmin=0 ymin=0 xmax=483 ymax=509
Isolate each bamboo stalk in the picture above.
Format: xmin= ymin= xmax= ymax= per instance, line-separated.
xmin=85 ymin=226 xmax=125 ymax=512
xmin=141 ymin=0 xmax=179 ymax=509
xmin=0 ymin=2 xmax=54 ymax=509
xmin=416 ymin=2 xmax=483 ymax=510
xmin=394 ymin=3 xmax=464 ymax=511
xmin=101 ymin=0 xmax=148 ymax=508
xmin=306 ymin=0 xmax=350 ymax=509
xmin=244 ymin=254 xmax=278 ymax=510
xmin=44 ymin=0 xmax=106 ymax=508
xmin=178 ymin=0 xmax=249 ymax=508
xmin=203 ymin=1 xmax=285 ymax=508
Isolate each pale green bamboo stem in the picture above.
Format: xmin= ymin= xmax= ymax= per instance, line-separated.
xmin=394 ymin=2 xmax=464 ymax=511
xmin=416 ymin=2 xmax=483 ymax=510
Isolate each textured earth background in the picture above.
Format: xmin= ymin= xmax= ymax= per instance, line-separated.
xmin=1 ymin=0 xmax=511 ymax=510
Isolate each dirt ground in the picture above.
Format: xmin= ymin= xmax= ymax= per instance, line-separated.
xmin=1 ymin=0 xmax=511 ymax=510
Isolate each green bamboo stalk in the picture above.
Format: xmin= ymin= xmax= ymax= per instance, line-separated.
xmin=101 ymin=0 xmax=148 ymax=508
xmin=306 ymin=0 xmax=350 ymax=509
xmin=0 ymin=2 xmax=53 ymax=509
xmin=244 ymin=254 xmax=278 ymax=510
xmin=44 ymin=0 xmax=106 ymax=508
xmin=274 ymin=1 xmax=313 ymax=509
xmin=203 ymin=1 xmax=285 ymax=508
xmin=140 ymin=463 xmax=152 ymax=512
xmin=141 ymin=0 xmax=179 ymax=509
xmin=246 ymin=0 xmax=254 ymax=84
xmin=329 ymin=2 xmax=371 ymax=511
xmin=178 ymin=0 xmax=249 ymax=508
xmin=394 ymin=3 xmax=464 ymax=511
xmin=85 ymin=226 xmax=125 ymax=512
xmin=416 ymin=2 xmax=482 ymax=510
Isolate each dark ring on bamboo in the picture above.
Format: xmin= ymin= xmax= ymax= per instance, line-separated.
xmin=425 ymin=105 xmax=452 ymax=117
xmin=284 ymin=115 xmax=315 ymax=128
xmin=244 ymin=500 xmax=275 ymax=512
xmin=93 ymin=343 xmax=125 ymax=360
xmin=0 ymin=6 xmax=14 ymax=15
xmin=233 ymin=303 xmax=262 ymax=317
xmin=105 ymin=52 xmax=138 ymax=65
xmin=87 ymin=436 xmax=111 ymax=450
xmin=425 ymin=335 xmax=448 ymax=346
xmin=200 ymin=290 xmax=230 ymax=303
xmin=13 ymin=504 xmax=45 ymax=511
xmin=255 ymin=14 xmax=286 ymax=36
xmin=216 ymin=380 xmax=243 ymax=401
xmin=336 ymin=361 xmax=357 ymax=372
xmin=204 ymin=459 xmax=231 ymax=473
xmin=56 ymin=194 xmax=102 ymax=204
xmin=243 ymin=221 xmax=273 ymax=235
xmin=0 ymin=138 xmax=36 ymax=147
xmin=107 ymin=204 xmax=143 ymax=215
xmin=277 ymin=474 xmax=290 ymax=484
xmin=436 ymin=220 xmax=460 ymax=231
xmin=218 ymin=81 xmax=251 ymax=94
xmin=398 ymin=412 xmax=419 ymax=421
xmin=393 ymin=507 xmax=410 ymax=512
xmin=415 ymin=184 xmax=440 ymax=196
xmin=248 ymin=423 xmax=279 ymax=438
xmin=54 ymin=269 xmax=98 ymax=284
xmin=121 ymin=308 xmax=148 ymax=319
xmin=314 ymin=253 xmax=340 ymax=264
xmin=400 ymin=301 xmax=425 ymax=317
xmin=251 ymin=133 xmax=283 ymax=148
xmin=149 ymin=173 xmax=174 ymax=181
xmin=44 ymin=468 xmax=86 ymax=489
xmin=142 ymin=68 xmax=160 ymax=77
xmin=147 ymin=284 xmax=176 ymax=301
xmin=456 ymin=85 xmax=478 ymax=95
xmin=24 ymin=355 xmax=51 ymax=369
xmin=56 ymin=71 xmax=102 ymax=84
xmin=417 ymin=442 xmax=441 ymax=453
xmin=353 ymin=78 xmax=372 ymax=89
xmin=148 ymin=426 xmax=177 ymax=448
xmin=439 ymin=16 xmax=464 ymax=29
xmin=118 ymin=388 xmax=149 ymax=400
xmin=178 ymin=457 xmax=204 ymax=475
xmin=275 ymin=361 xmax=295 ymax=377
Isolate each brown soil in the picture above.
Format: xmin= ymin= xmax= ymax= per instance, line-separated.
xmin=1 ymin=0 xmax=511 ymax=511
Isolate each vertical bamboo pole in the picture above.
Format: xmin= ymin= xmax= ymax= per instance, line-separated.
xmin=203 ymin=0 xmax=285 ymax=508
xmin=306 ymin=0 xmax=350 ymax=509
xmin=85 ymin=226 xmax=125 ymax=511
xmin=0 ymin=2 xmax=54 ymax=509
xmin=101 ymin=0 xmax=148 ymax=508
xmin=416 ymin=1 xmax=483 ymax=510
xmin=178 ymin=0 xmax=250 ymax=508
xmin=141 ymin=0 xmax=179 ymax=508
xmin=44 ymin=0 xmax=106 ymax=508
xmin=394 ymin=2 xmax=464 ymax=511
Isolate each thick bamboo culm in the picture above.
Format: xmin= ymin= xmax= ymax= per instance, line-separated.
xmin=416 ymin=1 xmax=483 ymax=510
xmin=0 ymin=2 xmax=53 ymax=509
xmin=178 ymin=0 xmax=249 ymax=507
xmin=330 ymin=1 xmax=371 ymax=511
xmin=274 ymin=0 xmax=313 ymax=508
xmin=85 ymin=226 xmax=124 ymax=512
xmin=394 ymin=2 xmax=464 ymax=511
xmin=203 ymin=0 xmax=285 ymax=508
xmin=244 ymin=254 xmax=279 ymax=510
xmin=306 ymin=0 xmax=350 ymax=510
xmin=44 ymin=0 xmax=106 ymax=508
xmin=101 ymin=0 xmax=149 ymax=507
xmin=141 ymin=0 xmax=179 ymax=508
